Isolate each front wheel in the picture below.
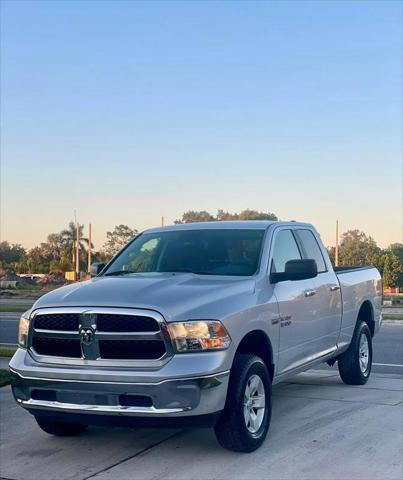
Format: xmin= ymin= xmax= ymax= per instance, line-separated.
xmin=338 ymin=321 xmax=373 ymax=385
xmin=214 ymin=354 xmax=272 ymax=452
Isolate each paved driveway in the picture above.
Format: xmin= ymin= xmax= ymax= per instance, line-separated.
xmin=1 ymin=370 xmax=402 ymax=480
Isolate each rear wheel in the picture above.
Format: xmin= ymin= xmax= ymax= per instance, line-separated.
xmin=338 ymin=321 xmax=372 ymax=385
xmin=35 ymin=415 xmax=88 ymax=436
xmin=214 ymin=354 xmax=271 ymax=452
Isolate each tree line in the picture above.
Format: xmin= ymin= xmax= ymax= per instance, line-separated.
xmin=0 ymin=210 xmax=402 ymax=288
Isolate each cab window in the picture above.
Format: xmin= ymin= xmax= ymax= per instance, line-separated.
xmin=296 ymin=229 xmax=327 ymax=273
xmin=270 ymin=230 xmax=301 ymax=273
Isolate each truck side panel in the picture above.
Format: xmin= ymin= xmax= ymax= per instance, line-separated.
xmin=337 ymin=268 xmax=382 ymax=350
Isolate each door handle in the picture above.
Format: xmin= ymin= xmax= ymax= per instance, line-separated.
xmin=304 ymin=289 xmax=316 ymax=297
xmin=330 ymin=285 xmax=340 ymax=292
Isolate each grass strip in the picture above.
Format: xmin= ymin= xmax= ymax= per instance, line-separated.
xmin=0 ymin=347 xmax=17 ymax=357
xmin=382 ymin=314 xmax=403 ymax=321
xmin=0 ymin=305 xmax=30 ymax=313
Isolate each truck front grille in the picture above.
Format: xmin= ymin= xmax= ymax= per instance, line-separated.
xmin=34 ymin=313 xmax=79 ymax=331
xmin=96 ymin=314 xmax=159 ymax=332
xmin=32 ymin=337 xmax=81 ymax=358
xmin=30 ymin=308 xmax=169 ymax=363
xmin=98 ymin=339 xmax=165 ymax=359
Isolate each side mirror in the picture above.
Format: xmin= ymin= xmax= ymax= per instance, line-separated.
xmin=90 ymin=263 xmax=105 ymax=277
xmin=271 ymin=259 xmax=318 ymax=283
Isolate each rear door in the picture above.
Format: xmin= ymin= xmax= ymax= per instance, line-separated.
xmin=294 ymin=228 xmax=342 ymax=355
xmin=269 ymin=228 xmax=321 ymax=374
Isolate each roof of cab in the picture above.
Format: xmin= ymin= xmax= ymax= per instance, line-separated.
xmin=144 ymin=220 xmax=314 ymax=234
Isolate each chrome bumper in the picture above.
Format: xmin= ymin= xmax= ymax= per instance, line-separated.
xmin=9 ymin=350 xmax=230 ymax=418
xmin=16 ymin=397 xmax=186 ymax=415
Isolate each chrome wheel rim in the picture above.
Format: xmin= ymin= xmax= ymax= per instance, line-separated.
xmin=243 ymin=374 xmax=265 ymax=433
xmin=359 ymin=334 xmax=370 ymax=374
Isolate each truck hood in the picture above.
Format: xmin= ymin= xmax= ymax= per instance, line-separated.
xmin=32 ymin=273 xmax=256 ymax=321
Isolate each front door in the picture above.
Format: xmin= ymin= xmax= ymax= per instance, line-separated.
xmin=294 ymin=228 xmax=342 ymax=355
xmin=270 ymin=228 xmax=322 ymax=375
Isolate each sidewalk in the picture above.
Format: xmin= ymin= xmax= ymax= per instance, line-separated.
xmin=1 ymin=370 xmax=402 ymax=480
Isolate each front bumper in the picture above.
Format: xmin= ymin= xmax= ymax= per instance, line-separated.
xmin=9 ymin=348 xmax=230 ymax=419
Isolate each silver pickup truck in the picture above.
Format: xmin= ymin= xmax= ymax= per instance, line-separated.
xmin=10 ymin=221 xmax=382 ymax=452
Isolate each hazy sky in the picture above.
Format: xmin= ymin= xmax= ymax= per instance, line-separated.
xmin=1 ymin=0 xmax=402 ymax=250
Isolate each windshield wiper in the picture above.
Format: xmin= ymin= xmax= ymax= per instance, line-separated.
xmin=104 ymin=270 xmax=137 ymax=276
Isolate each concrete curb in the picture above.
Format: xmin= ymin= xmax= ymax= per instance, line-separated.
xmin=382 ymin=319 xmax=403 ymax=325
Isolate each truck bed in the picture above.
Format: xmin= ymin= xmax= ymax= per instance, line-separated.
xmin=334 ymin=265 xmax=373 ymax=275
xmin=334 ymin=265 xmax=382 ymax=348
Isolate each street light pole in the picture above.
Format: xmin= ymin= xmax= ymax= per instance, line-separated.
xmin=76 ymin=221 xmax=80 ymax=280
xmin=88 ymin=223 xmax=92 ymax=273
xmin=335 ymin=219 xmax=339 ymax=267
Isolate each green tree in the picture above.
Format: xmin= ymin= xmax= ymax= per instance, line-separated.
xmin=176 ymin=209 xmax=278 ymax=224
xmin=22 ymin=245 xmax=53 ymax=273
xmin=0 ymin=241 xmax=26 ymax=267
xmin=102 ymin=225 xmax=138 ymax=258
xmin=381 ymin=244 xmax=403 ymax=288
xmin=174 ymin=210 xmax=215 ymax=224
xmin=61 ymin=222 xmax=90 ymax=267
xmin=388 ymin=243 xmax=403 ymax=262
xmin=237 ymin=209 xmax=277 ymax=221
xmin=328 ymin=231 xmax=403 ymax=289
xmin=381 ymin=253 xmax=402 ymax=288
xmin=46 ymin=233 xmax=67 ymax=260
xmin=338 ymin=230 xmax=381 ymax=266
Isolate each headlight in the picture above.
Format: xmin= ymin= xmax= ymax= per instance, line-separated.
xmin=167 ymin=320 xmax=231 ymax=352
xmin=18 ymin=310 xmax=31 ymax=348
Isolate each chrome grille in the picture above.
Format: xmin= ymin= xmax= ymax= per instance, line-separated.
xmin=32 ymin=337 xmax=81 ymax=358
xmin=96 ymin=313 xmax=159 ymax=332
xmin=34 ymin=313 xmax=79 ymax=331
xmin=29 ymin=308 xmax=169 ymax=364
xmin=98 ymin=339 xmax=165 ymax=359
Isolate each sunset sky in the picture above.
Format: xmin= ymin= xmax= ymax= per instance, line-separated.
xmin=1 ymin=0 xmax=402 ymax=250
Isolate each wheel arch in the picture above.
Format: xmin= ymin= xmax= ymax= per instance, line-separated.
xmin=357 ymin=300 xmax=375 ymax=337
xmin=234 ymin=330 xmax=274 ymax=380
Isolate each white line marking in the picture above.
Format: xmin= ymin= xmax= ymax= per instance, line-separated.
xmin=373 ymin=363 xmax=403 ymax=367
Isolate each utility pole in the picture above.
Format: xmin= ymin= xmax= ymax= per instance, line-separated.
xmin=88 ymin=223 xmax=92 ymax=273
xmin=161 ymin=216 xmax=164 ymax=227
xmin=76 ymin=221 xmax=80 ymax=280
xmin=73 ymin=210 xmax=77 ymax=266
xmin=335 ymin=219 xmax=339 ymax=267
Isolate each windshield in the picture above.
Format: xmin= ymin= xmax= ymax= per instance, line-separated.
xmin=103 ymin=229 xmax=265 ymax=277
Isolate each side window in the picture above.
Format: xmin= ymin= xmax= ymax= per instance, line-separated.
xmin=270 ymin=230 xmax=301 ymax=273
xmin=296 ymin=229 xmax=327 ymax=273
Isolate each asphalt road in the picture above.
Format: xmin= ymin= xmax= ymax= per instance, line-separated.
xmin=1 ymin=312 xmax=402 ymax=375
xmin=0 ymin=312 xmax=19 ymax=347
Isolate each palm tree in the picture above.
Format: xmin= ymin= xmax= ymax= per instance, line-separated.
xmin=61 ymin=222 xmax=91 ymax=266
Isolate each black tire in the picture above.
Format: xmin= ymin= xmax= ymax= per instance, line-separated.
xmin=338 ymin=321 xmax=372 ymax=385
xmin=35 ymin=415 xmax=88 ymax=436
xmin=214 ymin=354 xmax=272 ymax=453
